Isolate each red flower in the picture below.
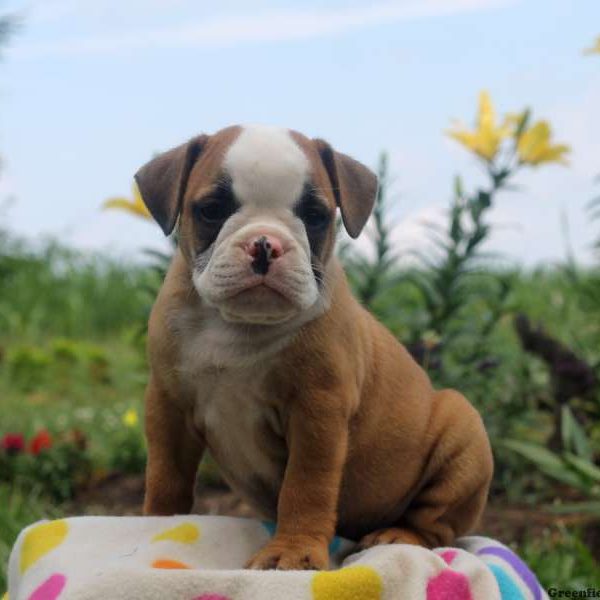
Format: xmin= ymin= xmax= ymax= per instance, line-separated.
xmin=1 ymin=433 xmax=25 ymax=455
xmin=29 ymin=430 xmax=53 ymax=455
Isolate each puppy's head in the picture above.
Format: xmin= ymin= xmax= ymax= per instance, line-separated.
xmin=135 ymin=125 xmax=377 ymax=325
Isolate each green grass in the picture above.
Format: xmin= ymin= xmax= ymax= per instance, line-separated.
xmin=0 ymin=238 xmax=156 ymax=340
xmin=0 ymin=486 xmax=59 ymax=593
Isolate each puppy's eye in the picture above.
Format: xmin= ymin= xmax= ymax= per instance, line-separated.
xmin=299 ymin=206 xmax=331 ymax=229
xmin=194 ymin=202 xmax=232 ymax=224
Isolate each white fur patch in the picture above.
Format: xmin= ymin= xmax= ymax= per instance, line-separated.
xmin=201 ymin=370 xmax=283 ymax=487
xmin=224 ymin=125 xmax=309 ymax=210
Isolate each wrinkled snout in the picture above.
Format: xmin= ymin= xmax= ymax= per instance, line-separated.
xmin=194 ymin=220 xmax=320 ymax=324
xmin=246 ymin=234 xmax=284 ymax=275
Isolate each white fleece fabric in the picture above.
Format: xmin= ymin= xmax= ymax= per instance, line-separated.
xmin=6 ymin=515 xmax=548 ymax=600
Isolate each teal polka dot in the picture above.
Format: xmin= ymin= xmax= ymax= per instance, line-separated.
xmin=261 ymin=521 xmax=341 ymax=554
xmin=329 ymin=537 xmax=342 ymax=554
xmin=261 ymin=521 xmax=276 ymax=537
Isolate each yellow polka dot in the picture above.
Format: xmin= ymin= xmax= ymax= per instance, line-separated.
xmin=20 ymin=520 xmax=68 ymax=574
xmin=152 ymin=523 xmax=200 ymax=544
xmin=312 ymin=566 xmax=383 ymax=600
xmin=2 ymin=592 xmax=9 ymax=600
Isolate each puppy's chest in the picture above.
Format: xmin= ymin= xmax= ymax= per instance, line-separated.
xmin=191 ymin=367 xmax=289 ymax=488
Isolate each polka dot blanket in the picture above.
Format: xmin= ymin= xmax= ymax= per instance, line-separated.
xmin=5 ymin=515 xmax=548 ymax=600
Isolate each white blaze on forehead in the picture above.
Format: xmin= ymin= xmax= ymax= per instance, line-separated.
xmin=224 ymin=125 xmax=309 ymax=210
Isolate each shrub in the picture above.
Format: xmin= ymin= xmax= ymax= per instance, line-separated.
xmin=107 ymin=409 xmax=146 ymax=475
xmin=0 ymin=430 xmax=91 ymax=503
xmin=6 ymin=345 xmax=51 ymax=392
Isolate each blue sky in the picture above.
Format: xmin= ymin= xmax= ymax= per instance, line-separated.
xmin=0 ymin=0 xmax=598 ymax=266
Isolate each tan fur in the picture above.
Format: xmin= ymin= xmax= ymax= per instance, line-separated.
xmin=139 ymin=126 xmax=494 ymax=571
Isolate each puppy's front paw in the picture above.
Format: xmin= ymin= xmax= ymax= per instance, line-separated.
xmin=245 ymin=535 xmax=329 ymax=570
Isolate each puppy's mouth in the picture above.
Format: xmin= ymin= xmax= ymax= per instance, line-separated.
xmin=216 ymin=279 xmax=299 ymax=325
xmin=230 ymin=281 xmax=287 ymax=301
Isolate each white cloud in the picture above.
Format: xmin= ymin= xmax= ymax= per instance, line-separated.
xmin=13 ymin=0 xmax=516 ymax=58
xmin=21 ymin=0 xmax=189 ymax=23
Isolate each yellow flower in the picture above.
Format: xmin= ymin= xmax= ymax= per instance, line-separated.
xmin=123 ymin=409 xmax=139 ymax=428
xmin=584 ymin=36 xmax=600 ymax=55
xmin=103 ymin=183 xmax=152 ymax=220
xmin=447 ymin=91 xmax=511 ymax=162
xmin=517 ymin=121 xmax=570 ymax=166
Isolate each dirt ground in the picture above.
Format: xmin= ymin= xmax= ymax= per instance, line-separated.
xmin=72 ymin=472 xmax=600 ymax=559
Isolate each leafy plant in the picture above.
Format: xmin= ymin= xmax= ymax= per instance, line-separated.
xmin=520 ymin=526 xmax=600 ymax=588
xmin=102 ymin=181 xmax=175 ymax=350
xmin=0 ymin=235 xmax=152 ymax=340
xmin=0 ymin=433 xmax=92 ymax=503
xmin=2 ymin=339 xmax=114 ymax=392
xmin=6 ymin=345 xmax=51 ymax=392
xmin=503 ymin=406 xmax=600 ymax=515
xmin=559 ymin=187 xmax=600 ymax=362
xmin=85 ymin=345 xmax=111 ymax=384
xmin=341 ymin=152 xmax=398 ymax=310
xmin=107 ymin=409 xmax=146 ymax=475
xmin=408 ymin=93 xmax=569 ymax=351
xmin=580 ymin=172 xmax=600 ymax=266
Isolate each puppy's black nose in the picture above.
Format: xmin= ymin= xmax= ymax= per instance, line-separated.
xmin=248 ymin=234 xmax=283 ymax=275
xmin=251 ymin=236 xmax=271 ymax=275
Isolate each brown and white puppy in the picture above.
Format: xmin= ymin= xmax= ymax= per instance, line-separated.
xmin=136 ymin=124 xmax=493 ymax=571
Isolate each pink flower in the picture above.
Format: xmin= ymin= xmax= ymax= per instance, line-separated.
xmin=1 ymin=433 xmax=26 ymax=455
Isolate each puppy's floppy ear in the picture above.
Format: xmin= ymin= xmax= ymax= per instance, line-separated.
xmin=134 ymin=134 xmax=208 ymax=236
xmin=313 ymin=138 xmax=378 ymax=239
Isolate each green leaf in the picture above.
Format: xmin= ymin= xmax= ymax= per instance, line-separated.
xmin=402 ymin=272 xmax=441 ymax=309
xmin=502 ymin=439 xmax=586 ymax=489
xmin=561 ymin=406 xmax=592 ymax=461
xmin=454 ymin=175 xmax=464 ymax=200
xmin=547 ymin=502 xmax=600 ymax=515
xmin=563 ymin=452 xmax=600 ymax=483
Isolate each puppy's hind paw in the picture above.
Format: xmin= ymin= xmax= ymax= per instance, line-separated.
xmin=358 ymin=527 xmax=427 ymax=550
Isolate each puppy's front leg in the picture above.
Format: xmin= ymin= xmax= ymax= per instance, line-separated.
xmin=143 ymin=375 xmax=206 ymax=515
xmin=246 ymin=401 xmax=349 ymax=570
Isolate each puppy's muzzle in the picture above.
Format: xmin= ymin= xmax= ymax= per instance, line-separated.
xmin=247 ymin=234 xmax=284 ymax=276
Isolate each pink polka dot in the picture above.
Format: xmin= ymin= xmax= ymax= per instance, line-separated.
xmin=192 ymin=595 xmax=231 ymax=600
xmin=426 ymin=569 xmax=473 ymax=600
xmin=438 ymin=550 xmax=458 ymax=565
xmin=28 ymin=573 xmax=66 ymax=600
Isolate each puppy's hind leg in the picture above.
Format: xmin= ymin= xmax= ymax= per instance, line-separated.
xmin=360 ymin=389 xmax=493 ymax=549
